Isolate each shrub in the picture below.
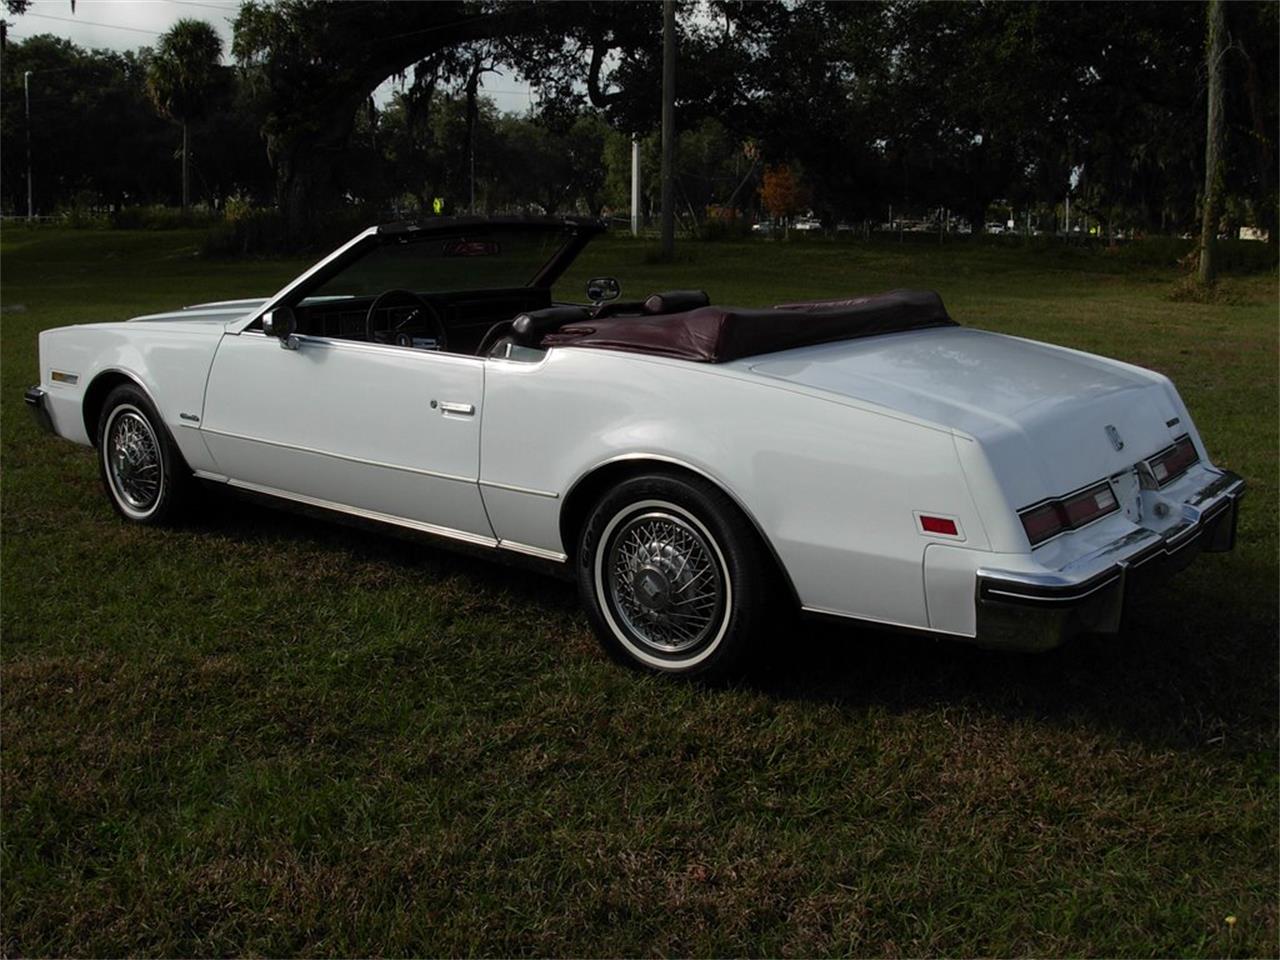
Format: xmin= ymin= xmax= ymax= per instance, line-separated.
xmin=109 ymin=205 xmax=220 ymax=230
xmin=697 ymin=217 xmax=753 ymax=241
xmin=199 ymin=207 xmax=287 ymax=257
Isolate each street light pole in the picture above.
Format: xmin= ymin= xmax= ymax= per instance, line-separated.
xmin=659 ymin=0 xmax=676 ymax=259
xmin=630 ymin=135 xmax=640 ymax=237
xmin=24 ymin=70 xmax=33 ymax=221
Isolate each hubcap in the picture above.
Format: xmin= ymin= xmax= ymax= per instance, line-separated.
xmin=106 ymin=408 xmax=162 ymax=514
xmin=605 ymin=509 xmax=726 ymax=655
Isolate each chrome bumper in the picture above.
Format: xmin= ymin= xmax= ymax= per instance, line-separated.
xmin=974 ymin=469 xmax=1245 ymax=651
xmin=24 ymin=386 xmax=55 ymax=435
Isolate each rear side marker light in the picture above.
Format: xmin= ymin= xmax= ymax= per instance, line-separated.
xmin=1147 ymin=435 xmax=1198 ymax=486
xmin=920 ymin=515 xmax=959 ymax=536
xmin=1019 ymin=481 xmax=1120 ymax=547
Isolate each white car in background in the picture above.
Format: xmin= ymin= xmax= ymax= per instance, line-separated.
xmin=26 ymin=217 xmax=1245 ymax=678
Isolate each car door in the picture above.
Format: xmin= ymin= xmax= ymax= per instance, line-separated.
xmin=199 ymin=328 xmax=494 ymax=544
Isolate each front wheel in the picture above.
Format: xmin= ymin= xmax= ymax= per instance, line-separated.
xmin=96 ymin=383 xmax=193 ymax=525
xmin=576 ymin=473 xmax=776 ymax=679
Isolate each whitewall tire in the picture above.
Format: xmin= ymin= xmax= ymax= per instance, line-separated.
xmin=96 ymin=384 xmax=193 ymax=525
xmin=576 ymin=472 xmax=775 ymax=679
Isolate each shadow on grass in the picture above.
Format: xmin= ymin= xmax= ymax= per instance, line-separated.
xmin=193 ymin=485 xmax=581 ymax=611
xmin=194 ymin=487 xmax=1276 ymax=756
xmin=753 ymin=596 xmax=1277 ymax=755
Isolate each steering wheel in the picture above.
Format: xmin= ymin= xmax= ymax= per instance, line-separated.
xmin=364 ymin=288 xmax=448 ymax=350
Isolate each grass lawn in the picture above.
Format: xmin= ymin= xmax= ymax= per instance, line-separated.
xmin=2 ymin=227 xmax=1277 ymax=957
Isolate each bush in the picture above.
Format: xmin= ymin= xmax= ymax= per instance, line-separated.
xmin=199 ymin=207 xmax=287 ymax=257
xmin=109 ymin=205 xmax=220 ymax=230
xmin=697 ymin=217 xmax=753 ymax=241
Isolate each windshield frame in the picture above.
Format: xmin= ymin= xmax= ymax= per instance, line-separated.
xmin=234 ymin=216 xmax=604 ymax=335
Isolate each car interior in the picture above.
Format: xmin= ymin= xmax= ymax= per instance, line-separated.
xmin=279 ymin=283 xmax=713 ymax=359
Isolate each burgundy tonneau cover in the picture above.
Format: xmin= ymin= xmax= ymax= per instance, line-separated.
xmin=541 ymin=289 xmax=954 ymax=363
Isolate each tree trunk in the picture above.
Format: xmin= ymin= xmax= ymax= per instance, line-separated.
xmin=1238 ymin=28 xmax=1278 ymax=244
xmin=267 ymin=92 xmax=364 ymax=249
xmin=181 ymin=121 xmax=189 ymax=211
xmin=1198 ymin=0 xmax=1226 ymax=285
xmin=970 ymin=203 xmax=986 ymax=236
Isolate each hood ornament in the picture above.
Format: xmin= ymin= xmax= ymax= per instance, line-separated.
xmin=1105 ymin=424 xmax=1124 ymax=451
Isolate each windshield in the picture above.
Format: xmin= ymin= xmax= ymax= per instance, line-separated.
xmin=305 ymin=226 xmax=578 ymax=301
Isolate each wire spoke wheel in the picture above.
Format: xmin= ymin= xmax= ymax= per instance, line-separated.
xmin=105 ymin=406 xmax=163 ymax=516
xmin=602 ymin=507 xmax=728 ymax=657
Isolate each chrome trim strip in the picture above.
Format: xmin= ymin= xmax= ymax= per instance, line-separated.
xmin=291 ymin=334 xmax=486 ymax=365
xmin=206 ymin=474 xmax=566 ymax=562
xmin=982 ymin=575 xmax=1121 ymax=605
xmin=225 ymin=478 xmax=499 ymax=547
xmin=800 ymin=604 xmax=973 ymax=639
xmin=498 ymin=540 xmax=568 ymax=562
xmin=478 ymin=479 xmax=560 ymax=499
xmin=198 ymin=426 xmax=477 ymax=484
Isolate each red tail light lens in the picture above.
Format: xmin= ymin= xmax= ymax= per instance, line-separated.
xmin=1062 ymin=483 xmax=1119 ymax=526
xmin=1019 ymin=482 xmax=1120 ymax=547
xmin=1020 ymin=503 xmax=1065 ymax=545
xmin=1148 ymin=435 xmax=1198 ymax=486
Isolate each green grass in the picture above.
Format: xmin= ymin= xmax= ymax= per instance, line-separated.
xmin=2 ymin=227 xmax=1277 ymax=957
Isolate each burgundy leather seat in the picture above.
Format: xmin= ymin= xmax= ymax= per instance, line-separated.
xmin=541 ymin=289 xmax=954 ymax=363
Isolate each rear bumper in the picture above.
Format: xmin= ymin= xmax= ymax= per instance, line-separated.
xmin=974 ymin=469 xmax=1245 ymax=651
xmin=24 ymin=386 xmax=56 ymax=435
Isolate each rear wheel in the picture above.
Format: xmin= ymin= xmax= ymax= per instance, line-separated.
xmin=576 ymin=472 xmax=774 ymax=679
xmin=96 ymin=384 xmax=192 ymax=525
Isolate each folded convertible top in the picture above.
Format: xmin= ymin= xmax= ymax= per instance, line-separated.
xmin=540 ymin=288 xmax=955 ymax=363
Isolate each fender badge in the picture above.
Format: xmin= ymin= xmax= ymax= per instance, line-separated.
xmin=1105 ymin=424 xmax=1124 ymax=451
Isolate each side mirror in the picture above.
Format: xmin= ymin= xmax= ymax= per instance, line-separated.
xmin=262 ymin=306 xmax=298 ymax=349
xmin=586 ymin=277 xmax=621 ymax=303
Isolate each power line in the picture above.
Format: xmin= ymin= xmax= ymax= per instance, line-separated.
xmin=166 ymin=0 xmax=240 ymax=9
xmin=22 ymin=12 xmax=166 ymax=36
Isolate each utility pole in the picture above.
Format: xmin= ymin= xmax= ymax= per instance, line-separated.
xmin=24 ymin=70 xmax=33 ymax=221
xmin=1198 ymin=0 xmax=1226 ymax=285
xmin=630 ymin=135 xmax=641 ymax=236
xmin=659 ymin=0 xmax=676 ymax=259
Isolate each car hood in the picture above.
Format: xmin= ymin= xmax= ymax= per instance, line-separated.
xmin=127 ymin=298 xmax=268 ymax=327
xmin=748 ymin=326 xmax=1187 ymax=507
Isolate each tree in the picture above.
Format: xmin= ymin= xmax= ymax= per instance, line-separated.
xmin=0 ymin=35 xmax=177 ymax=214
xmin=1198 ymin=0 xmax=1226 ymax=282
xmin=231 ymin=1 xmax=561 ymax=246
xmin=146 ymin=19 xmax=223 ymax=209
xmin=759 ymin=164 xmax=807 ymax=237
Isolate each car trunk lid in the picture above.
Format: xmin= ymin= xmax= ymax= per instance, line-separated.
xmin=747 ymin=326 xmax=1185 ymax=509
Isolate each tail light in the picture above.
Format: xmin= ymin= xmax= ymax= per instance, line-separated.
xmin=1019 ymin=482 xmax=1119 ymax=547
xmin=1147 ymin=435 xmax=1199 ymax=486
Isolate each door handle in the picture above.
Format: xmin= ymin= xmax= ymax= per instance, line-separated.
xmin=437 ymin=401 xmax=475 ymax=417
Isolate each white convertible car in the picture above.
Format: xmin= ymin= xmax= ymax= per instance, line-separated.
xmin=26 ymin=216 xmax=1244 ymax=677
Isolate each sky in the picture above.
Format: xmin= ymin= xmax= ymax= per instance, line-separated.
xmin=7 ymin=0 xmax=535 ymax=113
